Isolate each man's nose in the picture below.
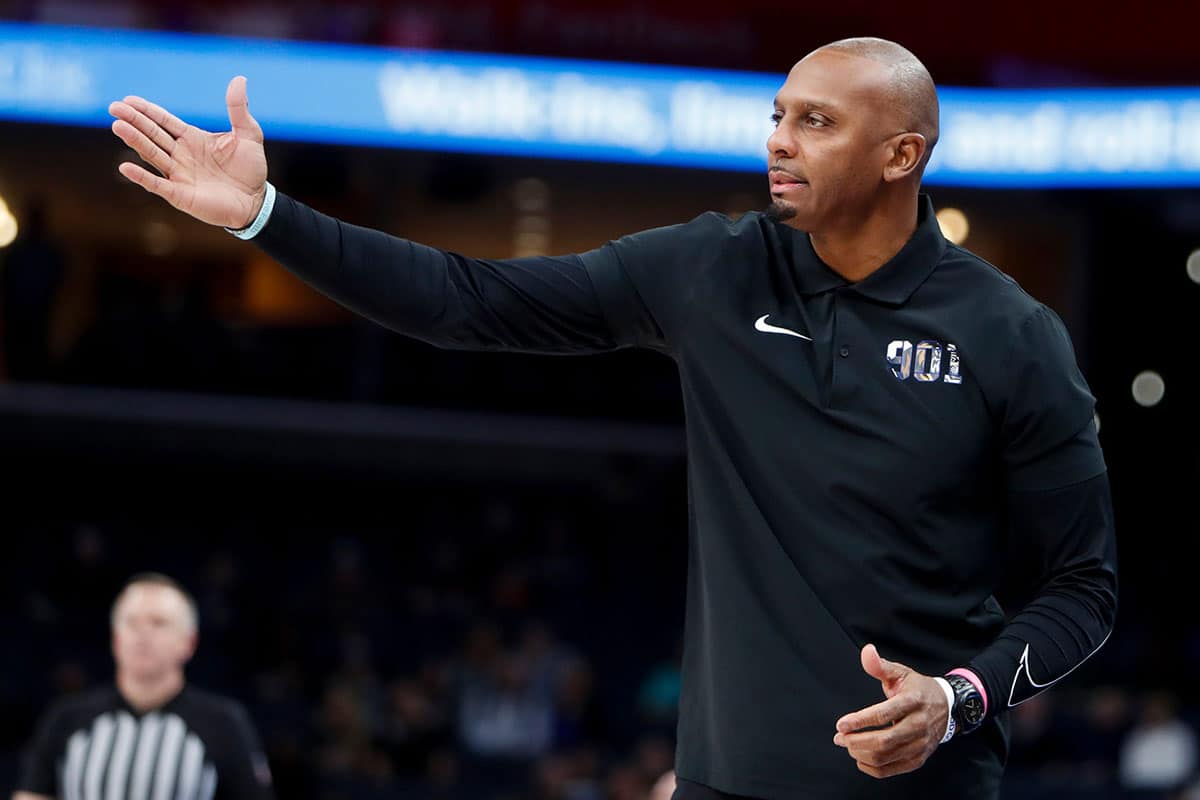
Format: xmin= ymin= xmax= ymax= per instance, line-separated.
xmin=767 ymin=126 xmax=795 ymax=158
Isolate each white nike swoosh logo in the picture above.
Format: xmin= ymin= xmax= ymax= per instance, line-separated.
xmin=1007 ymin=627 xmax=1113 ymax=708
xmin=754 ymin=315 xmax=812 ymax=341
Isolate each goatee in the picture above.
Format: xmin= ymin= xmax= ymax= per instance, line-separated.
xmin=765 ymin=200 xmax=797 ymax=223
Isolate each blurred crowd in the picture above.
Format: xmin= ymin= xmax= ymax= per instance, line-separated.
xmin=0 ymin=502 xmax=1197 ymax=800
xmin=1 ymin=487 xmax=687 ymax=800
xmin=1007 ymin=689 xmax=1200 ymax=800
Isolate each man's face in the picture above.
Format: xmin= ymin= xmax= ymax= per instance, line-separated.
xmin=111 ymin=585 xmax=195 ymax=680
xmin=766 ymin=50 xmax=900 ymax=230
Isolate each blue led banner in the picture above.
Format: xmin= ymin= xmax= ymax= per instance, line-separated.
xmin=1 ymin=22 xmax=1198 ymax=187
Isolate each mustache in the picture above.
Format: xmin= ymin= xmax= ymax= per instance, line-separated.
xmin=768 ymin=166 xmax=806 ymax=181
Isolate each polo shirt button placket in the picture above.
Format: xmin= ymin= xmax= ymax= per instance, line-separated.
xmin=839 ymin=346 xmax=850 ymax=358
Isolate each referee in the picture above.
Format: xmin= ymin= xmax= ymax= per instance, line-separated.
xmin=108 ymin=37 xmax=1117 ymax=800
xmin=13 ymin=574 xmax=274 ymax=800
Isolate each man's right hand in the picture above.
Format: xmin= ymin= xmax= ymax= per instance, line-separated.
xmin=108 ymin=75 xmax=269 ymax=230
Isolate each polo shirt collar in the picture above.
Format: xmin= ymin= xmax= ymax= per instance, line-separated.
xmin=786 ymin=193 xmax=946 ymax=306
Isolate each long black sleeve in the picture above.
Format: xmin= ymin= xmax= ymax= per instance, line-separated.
xmin=250 ymin=191 xmax=625 ymax=354
xmin=968 ymin=467 xmax=1118 ymax=717
xmin=961 ymin=302 xmax=1118 ymax=720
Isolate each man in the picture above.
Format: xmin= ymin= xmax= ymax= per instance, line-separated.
xmin=107 ymin=37 xmax=1117 ymax=799
xmin=14 ymin=574 xmax=274 ymax=800
xmin=0 ymin=202 xmax=67 ymax=381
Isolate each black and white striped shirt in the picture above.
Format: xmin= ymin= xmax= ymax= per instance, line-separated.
xmin=17 ymin=685 xmax=273 ymax=800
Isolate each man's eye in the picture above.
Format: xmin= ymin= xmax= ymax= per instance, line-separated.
xmin=807 ymin=115 xmax=827 ymax=127
xmin=769 ymin=112 xmax=783 ymax=127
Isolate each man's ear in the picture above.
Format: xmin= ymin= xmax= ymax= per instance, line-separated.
xmin=883 ymin=132 xmax=927 ymax=183
xmin=181 ymin=630 xmax=198 ymax=663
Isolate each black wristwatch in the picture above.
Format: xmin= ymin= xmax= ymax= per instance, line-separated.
xmin=944 ymin=673 xmax=986 ymax=736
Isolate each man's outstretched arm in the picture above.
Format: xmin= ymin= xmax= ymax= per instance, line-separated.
xmin=244 ymin=187 xmax=619 ymax=353
xmin=109 ymin=77 xmax=661 ymax=355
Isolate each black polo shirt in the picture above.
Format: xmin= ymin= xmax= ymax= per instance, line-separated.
xmin=575 ymin=193 xmax=1106 ymax=797
xmin=251 ymin=190 xmax=1113 ymax=800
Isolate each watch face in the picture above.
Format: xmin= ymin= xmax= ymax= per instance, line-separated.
xmin=962 ymin=695 xmax=984 ymax=724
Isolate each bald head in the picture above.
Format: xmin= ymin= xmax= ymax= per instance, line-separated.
xmin=812 ymin=37 xmax=939 ymax=165
xmin=767 ymin=37 xmax=939 ymax=232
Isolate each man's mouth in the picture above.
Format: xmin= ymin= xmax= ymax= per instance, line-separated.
xmin=769 ymin=169 xmax=808 ymax=192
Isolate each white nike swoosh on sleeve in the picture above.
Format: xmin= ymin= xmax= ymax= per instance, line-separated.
xmin=1007 ymin=627 xmax=1114 ymax=708
xmin=754 ymin=315 xmax=812 ymax=341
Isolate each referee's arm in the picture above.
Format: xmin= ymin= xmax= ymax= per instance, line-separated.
xmin=213 ymin=701 xmax=275 ymax=800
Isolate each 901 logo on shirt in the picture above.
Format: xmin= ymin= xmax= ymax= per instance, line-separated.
xmin=886 ymin=339 xmax=963 ymax=384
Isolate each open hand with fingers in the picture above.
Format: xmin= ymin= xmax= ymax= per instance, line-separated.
xmin=108 ymin=76 xmax=268 ymax=230
xmin=832 ymin=644 xmax=950 ymax=779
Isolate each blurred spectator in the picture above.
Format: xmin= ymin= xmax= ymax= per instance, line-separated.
xmin=57 ymin=273 xmax=143 ymax=385
xmin=252 ymin=658 xmax=313 ymax=800
xmin=1007 ymin=693 xmax=1079 ymax=777
xmin=531 ymin=751 xmax=606 ymax=800
xmin=1 ymin=202 xmax=67 ymax=381
xmin=316 ymin=682 xmax=372 ymax=760
xmin=380 ymin=678 xmax=451 ymax=775
xmin=330 ymin=629 xmax=384 ymax=703
xmin=533 ymin=753 xmax=575 ymax=800
xmin=153 ymin=278 xmax=233 ymax=391
xmin=1119 ymin=691 xmax=1199 ymax=793
xmin=519 ymin=622 xmax=575 ymax=699
xmin=42 ymin=524 xmax=123 ymax=647
xmin=630 ymin=737 xmax=673 ymax=789
xmin=198 ymin=550 xmax=241 ymax=635
xmin=1076 ymin=687 xmax=1134 ymax=784
xmin=48 ymin=659 xmax=91 ymax=697
xmin=422 ymin=748 xmax=463 ymax=799
xmin=327 ymin=538 xmax=373 ymax=626
xmin=314 ymin=681 xmax=395 ymax=800
xmin=603 ymin=764 xmax=648 ymax=800
xmin=459 ymin=651 xmax=553 ymax=759
xmin=552 ymin=657 xmax=607 ymax=751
